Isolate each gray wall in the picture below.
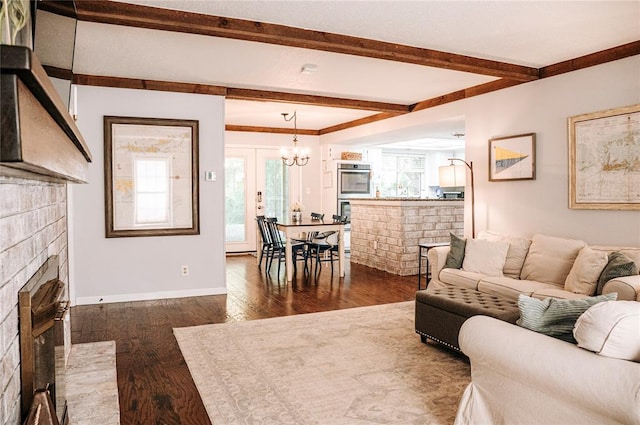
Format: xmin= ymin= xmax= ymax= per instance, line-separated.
xmin=70 ymin=86 xmax=226 ymax=305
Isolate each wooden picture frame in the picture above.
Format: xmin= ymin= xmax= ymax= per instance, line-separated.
xmin=568 ymin=104 xmax=640 ymax=210
xmin=489 ymin=133 xmax=536 ymax=181
xmin=104 ymin=116 xmax=200 ymax=237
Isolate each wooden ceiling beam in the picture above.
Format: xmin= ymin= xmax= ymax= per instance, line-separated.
xmin=225 ymin=125 xmax=320 ymax=136
xmin=72 ymin=73 xmax=405 ymax=113
xmin=73 ymin=74 xmax=228 ymax=96
xmin=539 ymin=40 xmax=640 ymax=79
xmin=74 ymin=0 xmax=539 ymax=82
xmin=319 ymin=112 xmax=406 ymax=135
xmin=226 ymin=88 xmax=408 ymax=113
xmin=410 ymin=79 xmax=524 ymax=113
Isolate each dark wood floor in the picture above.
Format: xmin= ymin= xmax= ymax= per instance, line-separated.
xmin=70 ymin=254 xmax=418 ymax=425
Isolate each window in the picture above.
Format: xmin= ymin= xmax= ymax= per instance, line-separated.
xmin=378 ymin=153 xmax=425 ymax=198
xmin=134 ymin=157 xmax=170 ymax=225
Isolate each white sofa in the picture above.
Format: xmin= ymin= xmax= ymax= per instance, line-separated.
xmin=454 ymin=315 xmax=640 ymax=425
xmin=427 ymin=232 xmax=640 ymax=301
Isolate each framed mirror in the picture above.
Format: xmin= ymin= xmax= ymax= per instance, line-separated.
xmin=104 ymin=116 xmax=200 ymax=238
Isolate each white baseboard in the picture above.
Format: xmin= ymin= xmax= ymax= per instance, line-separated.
xmin=74 ymin=286 xmax=227 ymax=305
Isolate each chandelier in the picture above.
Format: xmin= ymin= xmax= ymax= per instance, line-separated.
xmin=280 ymin=111 xmax=309 ymax=167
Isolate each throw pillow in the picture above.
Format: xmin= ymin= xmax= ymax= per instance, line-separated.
xmin=574 ymin=301 xmax=640 ymax=362
xmin=444 ymin=233 xmax=466 ymax=269
xmin=564 ymin=247 xmax=609 ymax=296
xmin=516 ymin=293 xmax=617 ymax=343
xmin=596 ymin=251 xmax=639 ymax=295
xmin=520 ymin=234 xmax=586 ymax=285
xmin=477 ymin=230 xmax=531 ymax=279
xmin=461 ymin=238 xmax=510 ymax=277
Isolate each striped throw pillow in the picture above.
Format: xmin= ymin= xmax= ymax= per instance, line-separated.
xmin=516 ymin=293 xmax=618 ymax=343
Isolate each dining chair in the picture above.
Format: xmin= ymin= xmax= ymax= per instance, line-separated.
xmin=307 ymin=214 xmax=347 ymax=275
xmin=310 ymin=212 xmax=325 ymax=220
xmin=264 ymin=218 xmax=306 ymax=276
xmin=332 ymin=214 xmax=348 ymax=224
xmin=264 ymin=218 xmax=285 ymax=275
xmin=255 ymin=215 xmax=272 ymax=269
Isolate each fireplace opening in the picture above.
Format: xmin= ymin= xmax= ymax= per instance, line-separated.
xmin=18 ymin=255 xmax=69 ymax=424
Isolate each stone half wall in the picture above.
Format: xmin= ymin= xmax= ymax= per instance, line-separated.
xmin=0 ymin=177 xmax=68 ymax=425
xmin=349 ymin=199 xmax=464 ymax=276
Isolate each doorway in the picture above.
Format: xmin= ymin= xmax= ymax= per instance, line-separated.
xmin=225 ymin=148 xmax=290 ymax=253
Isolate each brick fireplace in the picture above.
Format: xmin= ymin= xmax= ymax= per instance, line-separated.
xmin=2 ymin=44 xmax=90 ymax=425
xmin=0 ymin=178 xmax=69 ymax=424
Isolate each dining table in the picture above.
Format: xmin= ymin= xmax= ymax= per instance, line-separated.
xmin=275 ymin=217 xmax=346 ymax=282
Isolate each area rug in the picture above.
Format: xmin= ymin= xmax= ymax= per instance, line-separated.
xmin=174 ymin=302 xmax=470 ymax=424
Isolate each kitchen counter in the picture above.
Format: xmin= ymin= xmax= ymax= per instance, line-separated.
xmin=347 ymin=197 xmax=463 ymax=204
xmin=349 ymin=198 xmax=464 ymax=276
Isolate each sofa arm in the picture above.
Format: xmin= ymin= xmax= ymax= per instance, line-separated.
xmin=457 ymin=316 xmax=640 ymax=425
xmin=427 ymin=246 xmax=450 ymax=280
xmin=602 ymin=275 xmax=640 ymax=301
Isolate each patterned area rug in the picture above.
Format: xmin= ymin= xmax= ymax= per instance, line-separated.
xmin=174 ymin=302 xmax=470 ymax=424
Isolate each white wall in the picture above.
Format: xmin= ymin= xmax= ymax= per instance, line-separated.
xmin=70 ymin=86 xmax=226 ymax=305
xmin=321 ymin=57 xmax=640 ymax=246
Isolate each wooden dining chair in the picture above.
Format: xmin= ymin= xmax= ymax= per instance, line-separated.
xmin=255 ymin=216 xmax=273 ymax=269
xmin=264 ymin=218 xmax=306 ymax=276
xmin=307 ymin=214 xmax=347 ymax=275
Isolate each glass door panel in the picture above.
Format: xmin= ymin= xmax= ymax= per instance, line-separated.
xmin=225 ymin=157 xmax=246 ymax=243
xmin=224 ymin=148 xmax=256 ymax=252
xmin=224 ymin=148 xmax=288 ymax=253
xmin=261 ymin=156 xmax=289 ymax=220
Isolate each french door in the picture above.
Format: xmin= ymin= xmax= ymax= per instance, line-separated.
xmin=224 ymin=148 xmax=289 ymax=253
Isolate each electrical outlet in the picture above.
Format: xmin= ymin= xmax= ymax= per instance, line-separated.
xmin=181 ymin=265 xmax=189 ymax=276
xmin=373 ymin=240 xmax=378 ymax=250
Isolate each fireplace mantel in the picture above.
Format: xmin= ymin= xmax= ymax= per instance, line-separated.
xmin=1 ymin=45 xmax=91 ymax=183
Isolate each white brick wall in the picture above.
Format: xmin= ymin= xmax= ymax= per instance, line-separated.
xmin=350 ymin=200 xmax=463 ymax=276
xmin=0 ymin=177 xmax=68 ymax=425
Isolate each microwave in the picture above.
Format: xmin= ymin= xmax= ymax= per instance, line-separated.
xmin=337 ymin=163 xmax=372 ymax=197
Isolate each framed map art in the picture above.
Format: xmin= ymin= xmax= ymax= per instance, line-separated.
xmin=104 ymin=116 xmax=200 ymax=237
xmin=568 ymin=104 xmax=640 ymax=210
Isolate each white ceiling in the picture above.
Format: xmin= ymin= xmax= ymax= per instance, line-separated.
xmin=75 ymin=1 xmax=639 ymax=147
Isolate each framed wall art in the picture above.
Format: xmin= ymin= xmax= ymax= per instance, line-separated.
xmin=568 ymin=104 xmax=640 ymax=210
xmin=104 ymin=116 xmax=200 ymax=237
xmin=489 ymin=133 xmax=536 ymax=181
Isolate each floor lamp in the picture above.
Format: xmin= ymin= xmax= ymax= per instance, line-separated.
xmin=438 ymin=158 xmax=475 ymax=238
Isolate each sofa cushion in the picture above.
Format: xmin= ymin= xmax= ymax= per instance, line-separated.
xmin=478 ymin=277 xmax=559 ymax=301
xmin=574 ymin=301 xmax=640 ymax=362
xmin=601 ymin=275 xmax=640 ymax=301
xmin=477 ymin=230 xmax=531 ymax=279
xmin=520 ymin=234 xmax=586 ymax=285
xmin=531 ymin=288 xmax=590 ymax=300
xmin=462 ymin=238 xmax=510 ymax=277
xmin=444 ymin=233 xmax=466 ymax=269
xmin=516 ymin=293 xmax=617 ymax=343
xmin=564 ymin=246 xmax=609 ymax=296
xmin=596 ymin=251 xmax=639 ymax=295
xmin=438 ymin=268 xmax=485 ymax=290
xmin=591 ymin=246 xmax=640 ymax=266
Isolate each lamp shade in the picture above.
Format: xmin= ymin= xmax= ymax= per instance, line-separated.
xmin=439 ymin=164 xmax=467 ymax=187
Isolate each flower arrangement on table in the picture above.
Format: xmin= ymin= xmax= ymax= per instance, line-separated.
xmin=291 ymin=202 xmax=304 ymax=222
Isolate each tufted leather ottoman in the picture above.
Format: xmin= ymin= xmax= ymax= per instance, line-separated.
xmin=415 ymin=287 xmax=520 ymax=351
